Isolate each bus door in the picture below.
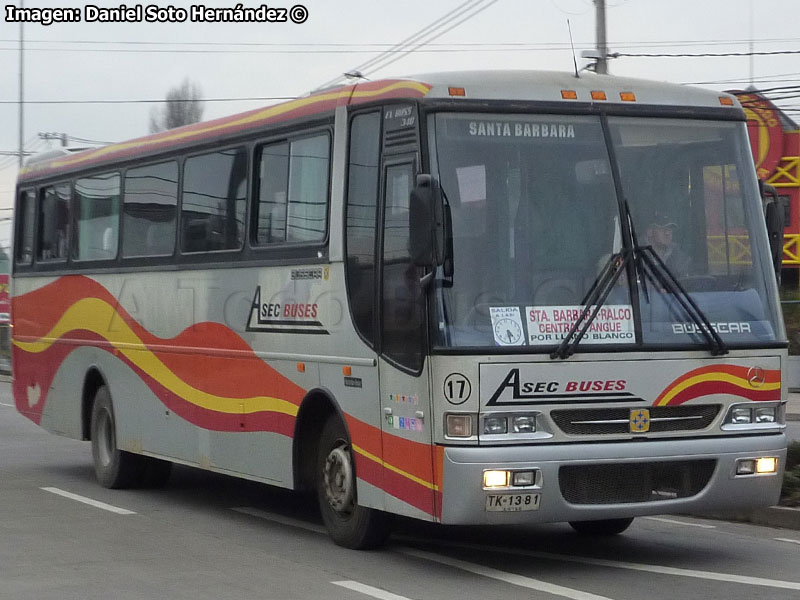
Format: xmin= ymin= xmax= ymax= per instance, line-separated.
xmin=377 ymin=146 xmax=436 ymax=520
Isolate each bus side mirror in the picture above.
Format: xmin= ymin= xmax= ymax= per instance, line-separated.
xmin=409 ymin=174 xmax=445 ymax=267
xmin=759 ymin=181 xmax=784 ymax=278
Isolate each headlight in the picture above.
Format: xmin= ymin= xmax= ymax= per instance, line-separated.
xmin=736 ymin=457 xmax=779 ymax=475
xmin=723 ymin=403 xmax=783 ymax=429
xmin=484 ymin=416 xmax=508 ymax=435
xmin=731 ymin=407 xmax=752 ymax=424
xmin=483 ymin=470 xmax=509 ymax=488
xmin=512 ymin=415 xmax=536 ymax=433
xmin=754 ymin=407 xmax=776 ymax=424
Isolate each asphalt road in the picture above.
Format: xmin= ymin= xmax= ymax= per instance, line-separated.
xmin=1 ymin=382 xmax=798 ymax=600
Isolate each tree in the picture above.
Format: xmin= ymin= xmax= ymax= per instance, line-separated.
xmin=149 ymin=78 xmax=205 ymax=133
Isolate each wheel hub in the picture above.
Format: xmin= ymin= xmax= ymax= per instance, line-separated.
xmin=323 ymin=444 xmax=354 ymax=514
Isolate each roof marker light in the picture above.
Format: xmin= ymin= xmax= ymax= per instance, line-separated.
xmin=448 ymin=87 xmax=466 ymax=97
xmin=620 ymin=92 xmax=636 ymax=102
xmin=719 ymin=96 xmax=735 ymax=106
xmin=591 ymin=90 xmax=607 ymax=101
xmin=561 ymin=90 xmax=578 ymax=100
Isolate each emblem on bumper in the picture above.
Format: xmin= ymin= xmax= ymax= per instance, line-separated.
xmin=630 ymin=408 xmax=650 ymax=433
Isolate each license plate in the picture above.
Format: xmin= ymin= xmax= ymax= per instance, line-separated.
xmin=485 ymin=493 xmax=541 ymax=512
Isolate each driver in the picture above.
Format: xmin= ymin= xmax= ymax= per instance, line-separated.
xmin=646 ymin=212 xmax=690 ymax=278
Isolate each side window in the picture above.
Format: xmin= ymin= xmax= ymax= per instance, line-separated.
xmin=123 ymin=161 xmax=178 ymax=258
xmin=74 ymin=172 xmax=120 ymax=261
xmin=15 ymin=189 xmax=35 ymax=265
xmin=253 ymin=142 xmax=289 ymax=245
xmin=287 ymin=134 xmax=329 ymax=243
xmin=181 ymin=147 xmax=247 ymax=253
xmin=252 ymin=132 xmax=330 ymax=246
xmin=381 ymin=161 xmax=424 ymax=371
xmin=37 ymin=183 xmax=70 ymax=262
xmin=345 ymin=112 xmax=381 ymax=345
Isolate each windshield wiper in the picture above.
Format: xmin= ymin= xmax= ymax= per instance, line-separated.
xmin=550 ymin=244 xmax=729 ymax=359
xmin=550 ymin=249 xmax=632 ymax=360
xmin=637 ymin=245 xmax=728 ymax=356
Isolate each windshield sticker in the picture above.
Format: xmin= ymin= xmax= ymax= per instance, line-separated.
xmin=489 ymin=306 xmax=526 ymax=346
xmin=456 ymin=165 xmax=486 ymax=203
xmin=526 ymin=305 xmax=634 ymax=345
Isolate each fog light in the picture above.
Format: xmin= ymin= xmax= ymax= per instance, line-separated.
xmin=756 ymin=457 xmax=778 ymax=474
xmin=446 ymin=414 xmax=472 ymax=437
xmin=731 ymin=407 xmax=752 ymax=424
xmin=754 ymin=407 xmax=776 ymax=424
xmin=484 ymin=416 xmax=508 ymax=435
xmin=484 ymin=470 xmax=509 ymax=488
xmin=736 ymin=459 xmax=756 ymax=475
xmin=512 ymin=470 xmax=535 ymax=486
xmin=512 ymin=415 xmax=536 ymax=433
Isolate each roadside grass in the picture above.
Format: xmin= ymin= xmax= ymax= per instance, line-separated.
xmin=781 ymin=441 xmax=800 ymax=507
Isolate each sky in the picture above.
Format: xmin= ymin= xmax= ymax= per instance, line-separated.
xmin=1 ymin=0 xmax=799 ymax=244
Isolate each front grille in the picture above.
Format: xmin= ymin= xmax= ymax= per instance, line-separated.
xmin=559 ymin=460 xmax=716 ymax=504
xmin=551 ymin=405 xmax=721 ymax=435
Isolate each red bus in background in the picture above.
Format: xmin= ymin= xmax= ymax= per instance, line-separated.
xmin=733 ymin=91 xmax=800 ymax=269
xmin=0 ymin=273 xmax=8 ymax=324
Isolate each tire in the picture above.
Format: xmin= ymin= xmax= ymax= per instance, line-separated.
xmin=90 ymin=385 xmax=143 ymax=489
xmin=316 ymin=416 xmax=389 ymax=549
xmin=568 ymin=517 xmax=634 ymax=536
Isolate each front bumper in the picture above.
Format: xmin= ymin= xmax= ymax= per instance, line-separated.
xmin=440 ymin=433 xmax=787 ymax=524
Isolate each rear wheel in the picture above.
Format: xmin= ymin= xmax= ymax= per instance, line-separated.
xmin=568 ymin=517 xmax=634 ymax=536
xmin=90 ymin=385 xmax=143 ymax=489
xmin=316 ymin=416 xmax=389 ymax=549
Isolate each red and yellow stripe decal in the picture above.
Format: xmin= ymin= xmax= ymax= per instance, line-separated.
xmin=12 ymin=275 xmax=441 ymax=517
xmin=19 ymin=80 xmax=432 ymax=181
xmin=654 ymin=364 xmax=781 ymax=406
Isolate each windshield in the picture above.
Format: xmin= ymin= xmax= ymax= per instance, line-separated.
xmin=429 ymin=112 xmax=783 ymax=351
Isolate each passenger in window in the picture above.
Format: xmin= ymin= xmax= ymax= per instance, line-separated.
xmin=646 ymin=213 xmax=690 ymax=278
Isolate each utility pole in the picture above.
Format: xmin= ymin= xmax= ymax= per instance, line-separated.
xmin=594 ymin=0 xmax=608 ymax=74
xmin=18 ymin=0 xmax=24 ymax=167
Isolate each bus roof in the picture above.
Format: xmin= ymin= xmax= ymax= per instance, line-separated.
xmin=18 ymin=70 xmax=739 ymax=183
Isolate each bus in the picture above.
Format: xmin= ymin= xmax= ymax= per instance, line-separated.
xmin=12 ymin=70 xmax=788 ymax=548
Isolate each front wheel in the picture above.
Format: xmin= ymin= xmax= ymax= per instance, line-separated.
xmin=316 ymin=416 xmax=389 ymax=549
xmin=90 ymin=385 xmax=143 ymax=489
xmin=568 ymin=517 xmax=634 ymax=536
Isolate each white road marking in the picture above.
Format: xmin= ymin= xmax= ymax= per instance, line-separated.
xmin=643 ymin=516 xmax=716 ymax=528
xmin=41 ymin=487 xmax=136 ymax=515
xmin=332 ymin=581 xmax=414 ymax=600
xmin=402 ymin=548 xmax=615 ymax=600
xmin=775 ymin=537 xmax=800 ymax=546
xmin=0 ymin=402 xmax=14 ymax=407
xmin=401 ymin=540 xmax=800 ymax=592
xmin=230 ymin=507 xmax=326 ymax=534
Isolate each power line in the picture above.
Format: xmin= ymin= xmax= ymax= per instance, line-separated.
xmin=614 ymin=49 xmax=800 ymax=58
xmin=362 ymin=0 xmax=503 ymax=79
xmin=3 ymin=36 xmax=800 ymax=49
xmin=0 ymin=95 xmax=295 ymax=105
xmin=317 ymin=0 xmax=488 ymax=89
xmin=685 ymin=71 xmax=800 ymax=85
